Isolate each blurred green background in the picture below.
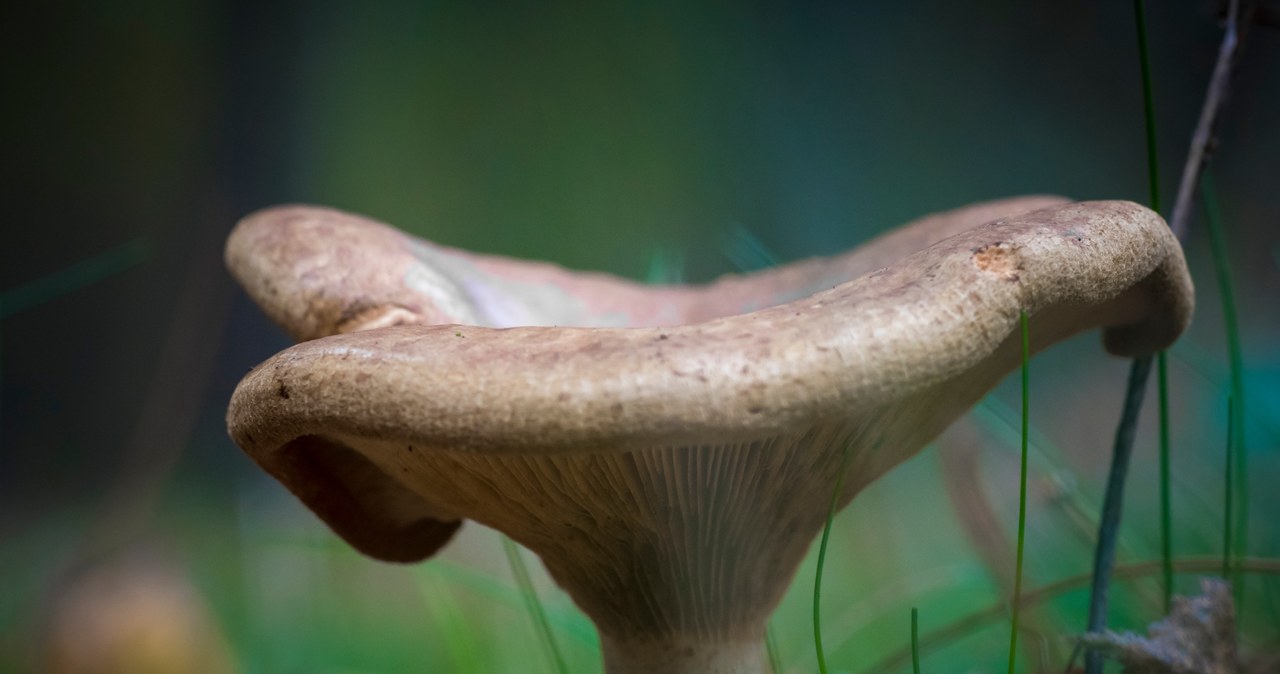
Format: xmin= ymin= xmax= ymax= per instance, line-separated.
xmin=2 ymin=1 xmax=1277 ymax=672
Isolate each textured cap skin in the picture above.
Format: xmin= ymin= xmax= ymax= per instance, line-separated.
xmin=226 ymin=196 xmax=1068 ymax=337
xmin=230 ymin=200 xmax=1190 ymax=455
xmin=226 ymin=198 xmax=1193 ymax=672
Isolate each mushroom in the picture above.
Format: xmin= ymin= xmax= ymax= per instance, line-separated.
xmin=226 ymin=198 xmax=1193 ymax=673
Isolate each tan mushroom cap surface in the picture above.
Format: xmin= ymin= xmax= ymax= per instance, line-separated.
xmin=226 ymin=196 xmax=1069 ymax=337
xmin=226 ymin=198 xmax=1192 ymax=673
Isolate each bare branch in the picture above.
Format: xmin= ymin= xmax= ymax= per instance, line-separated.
xmin=1169 ymin=0 xmax=1244 ymax=240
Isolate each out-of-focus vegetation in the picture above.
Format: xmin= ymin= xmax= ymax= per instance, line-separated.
xmin=2 ymin=1 xmax=1277 ymax=672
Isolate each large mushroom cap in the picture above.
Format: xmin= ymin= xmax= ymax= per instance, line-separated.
xmin=226 ymin=200 xmax=1192 ymax=658
xmin=233 ymin=201 xmax=1190 ymax=454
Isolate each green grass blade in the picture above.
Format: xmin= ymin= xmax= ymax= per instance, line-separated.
xmin=813 ymin=442 xmax=852 ymax=674
xmin=0 ymin=236 xmax=152 ymax=319
xmin=1157 ymin=352 xmax=1173 ymax=613
xmin=724 ymin=223 xmax=780 ymax=271
xmin=1223 ymin=396 xmax=1235 ymax=581
xmin=765 ymin=622 xmax=784 ymax=674
xmin=413 ymin=569 xmax=486 ymax=672
xmin=428 ymin=559 xmax=597 ymax=648
xmin=1201 ymin=170 xmax=1247 ymax=605
xmin=0 ymin=236 xmax=153 ymax=480
xmin=645 ymin=245 xmax=686 ymax=284
xmin=1131 ymin=0 xmax=1175 ymax=616
xmin=502 ymin=536 xmax=569 ymax=674
xmin=1006 ymin=312 xmax=1030 ymax=674
xmin=911 ymin=607 xmax=921 ymax=674
xmin=1133 ymin=0 xmax=1160 ymax=214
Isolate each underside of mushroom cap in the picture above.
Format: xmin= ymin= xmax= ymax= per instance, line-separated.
xmin=226 ymin=200 xmax=1192 ymax=640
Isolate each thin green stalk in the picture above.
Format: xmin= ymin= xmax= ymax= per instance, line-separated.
xmin=501 ymin=536 xmax=569 ymax=674
xmin=1223 ymin=396 xmax=1235 ymax=580
xmin=1133 ymin=0 xmax=1160 ymax=214
xmin=911 ymin=607 xmax=921 ymax=674
xmin=814 ymin=442 xmax=853 ymax=674
xmin=1006 ymin=312 xmax=1030 ymax=674
xmin=1157 ymin=352 xmax=1173 ymax=613
xmin=413 ymin=569 xmax=486 ymax=672
xmin=765 ymin=622 xmax=784 ymax=674
xmin=1063 ymin=643 xmax=1084 ymax=674
xmin=0 ymin=236 xmax=152 ymax=319
xmin=0 ymin=236 xmax=152 ymax=475
xmin=1202 ymin=171 xmax=1247 ymax=603
xmin=1132 ymin=0 xmax=1174 ymax=616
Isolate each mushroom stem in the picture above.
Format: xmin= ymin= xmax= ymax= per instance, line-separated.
xmin=360 ymin=440 xmax=856 ymax=672
xmin=600 ymin=633 xmax=766 ymax=674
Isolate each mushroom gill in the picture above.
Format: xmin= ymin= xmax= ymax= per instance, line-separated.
xmin=226 ymin=198 xmax=1192 ymax=673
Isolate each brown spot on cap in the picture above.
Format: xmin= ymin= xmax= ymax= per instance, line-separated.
xmin=972 ymin=242 xmax=1023 ymax=281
